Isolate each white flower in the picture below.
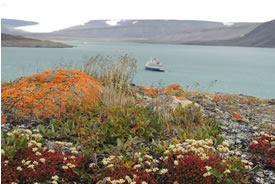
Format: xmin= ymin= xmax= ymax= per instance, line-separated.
xmin=141 ymin=182 xmax=148 ymax=184
xmin=48 ymin=149 xmax=55 ymax=153
xmin=33 ymin=134 xmax=43 ymax=139
xmin=133 ymin=164 xmax=141 ymax=169
xmin=27 ymin=164 xmax=35 ymax=169
xmin=89 ymin=163 xmax=96 ymax=168
xmin=52 ymin=181 xmax=58 ymax=184
xmin=56 ymin=141 xmax=65 ymax=146
xmin=36 ymin=143 xmax=42 ymax=148
xmin=35 ymin=152 xmax=42 ymax=156
xmin=39 ymin=158 xmax=46 ymax=163
xmin=153 ymin=167 xmax=159 ymax=172
xmin=24 ymin=129 xmax=32 ymax=135
xmin=144 ymin=155 xmax=153 ymax=160
xmin=102 ymin=158 xmax=109 ymax=165
xmin=224 ymin=169 xmax=231 ymax=174
xmin=164 ymin=150 xmax=170 ymax=155
xmin=205 ymin=166 xmax=212 ymax=171
xmin=7 ymin=132 xmax=13 ymax=137
xmin=33 ymin=161 xmax=39 ymax=165
xmin=17 ymin=166 xmax=23 ymax=171
xmin=159 ymin=168 xmax=168 ymax=174
xmin=62 ymin=166 xmax=69 ymax=170
xmin=70 ymin=156 xmax=76 ymax=159
xmin=25 ymin=160 xmax=31 ymax=165
xmin=203 ymin=172 xmax=211 ymax=177
xmin=67 ymin=163 xmax=76 ymax=168
xmin=1 ymin=149 xmax=5 ymax=155
xmin=51 ymin=175 xmax=59 ymax=180
xmin=65 ymin=142 xmax=73 ymax=147
xmin=32 ymin=147 xmax=39 ymax=152
xmin=71 ymin=150 xmax=78 ymax=154
xmin=174 ymin=160 xmax=179 ymax=165
xmin=222 ymin=142 xmax=230 ymax=147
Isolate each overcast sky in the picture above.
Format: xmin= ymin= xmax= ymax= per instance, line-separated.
xmin=1 ymin=0 xmax=275 ymax=32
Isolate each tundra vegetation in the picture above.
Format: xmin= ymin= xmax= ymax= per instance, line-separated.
xmin=1 ymin=55 xmax=274 ymax=184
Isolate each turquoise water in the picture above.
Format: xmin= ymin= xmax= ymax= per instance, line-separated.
xmin=1 ymin=42 xmax=275 ymax=99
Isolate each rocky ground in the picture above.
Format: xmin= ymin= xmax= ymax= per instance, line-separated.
xmin=1 ymin=79 xmax=275 ymax=183
xmin=190 ymin=94 xmax=275 ymax=184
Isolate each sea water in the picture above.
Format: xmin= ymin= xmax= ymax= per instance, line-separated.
xmin=1 ymin=42 xmax=275 ymax=99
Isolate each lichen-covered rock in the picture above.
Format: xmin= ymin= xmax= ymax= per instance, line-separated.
xmin=133 ymin=84 xmax=184 ymax=97
xmin=1 ymin=70 xmax=103 ymax=121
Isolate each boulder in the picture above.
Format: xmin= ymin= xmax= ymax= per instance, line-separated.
xmin=139 ymin=95 xmax=199 ymax=112
xmin=1 ymin=70 xmax=103 ymax=121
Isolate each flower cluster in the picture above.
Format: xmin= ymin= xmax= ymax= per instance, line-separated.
xmin=249 ymin=132 xmax=275 ymax=169
xmin=1 ymin=129 xmax=87 ymax=184
xmin=99 ymin=139 xmax=251 ymax=184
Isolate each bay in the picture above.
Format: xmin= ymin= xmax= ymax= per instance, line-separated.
xmin=1 ymin=41 xmax=275 ymax=99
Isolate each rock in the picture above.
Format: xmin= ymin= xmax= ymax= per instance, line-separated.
xmin=1 ymin=70 xmax=103 ymax=121
xmin=133 ymin=84 xmax=184 ymax=97
xmin=164 ymin=84 xmax=185 ymax=94
xmin=139 ymin=95 xmax=200 ymax=112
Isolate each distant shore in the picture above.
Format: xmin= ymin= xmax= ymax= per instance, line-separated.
xmin=1 ymin=33 xmax=73 ymax=48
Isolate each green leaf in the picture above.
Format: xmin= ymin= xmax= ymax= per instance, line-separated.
xmin=250 ymin=165 xmax=259 ymax=172
xmin=225 ymin=178 xmax=237 ymax=184
xmin=233 ymin=160 xmax=241 ymax=169
xmin=73 ymin=169 xmax=80 ymax=176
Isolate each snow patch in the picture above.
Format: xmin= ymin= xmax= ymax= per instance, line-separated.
xmin=105 ymin=19 xmax=121 ymax=26
xmin=223 ymin=22 xmax=235 ymax=26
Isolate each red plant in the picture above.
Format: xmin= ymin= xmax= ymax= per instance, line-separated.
xmin=165 ymin=152 xmax=212 ymax=184
xmin=248 ymin=139 xmax=270 ymax=154
xmin=105 ymin=168 xmax=157 ymax=184
xmin=248 ymin=135 xmax=274 ymax=169
xmin=265 ymin=148 xmax=275 ymax=169
xmin=1 ymin=146 xmax=87 ymax=184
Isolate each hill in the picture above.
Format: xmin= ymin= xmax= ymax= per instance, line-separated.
xmin=1 ymin=33 xmax=73 ymax=48
xmin=2 ymin=18 xmax=38 ymax=27
xmin=186 ymin=19 xmax=275 ymax=48
xmin=34 ymin=20 xmax=259 ymax=44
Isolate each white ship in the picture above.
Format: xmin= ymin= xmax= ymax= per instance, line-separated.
xmin=144 ymin=58 xmax=165 ymax=72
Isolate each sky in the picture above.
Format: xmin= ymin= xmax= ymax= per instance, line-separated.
xmin=1 ymin=0 xmax=275 ymax=32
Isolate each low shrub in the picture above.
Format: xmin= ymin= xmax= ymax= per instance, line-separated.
xmin=249 ymin=132 xmax=275 ymax=169
xmin=42 ymin=103 xmax=161 ymax=153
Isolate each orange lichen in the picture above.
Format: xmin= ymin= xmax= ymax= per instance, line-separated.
xmin=175 ymin=96 xmax=187 ymax=101
xmin=137 ymin=84 xmax=184 ymax=97
xmin=165 ymin=84 xmax=184 ymax=93
xmin=233 ymin=113 xmax=241 ymax=119
xmin=191 ymin=93 xmax=199 ymax=97
xmin=209 ymin=95 xmax=226 ymax=99
xmin=1 ymin=70 xmax=103 ymax=120
xmin=1 ymin=115 xmax=7 ymax=124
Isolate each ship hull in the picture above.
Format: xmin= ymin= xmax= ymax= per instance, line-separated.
xmin=145 ymin=66 xmax=165 ymax=72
